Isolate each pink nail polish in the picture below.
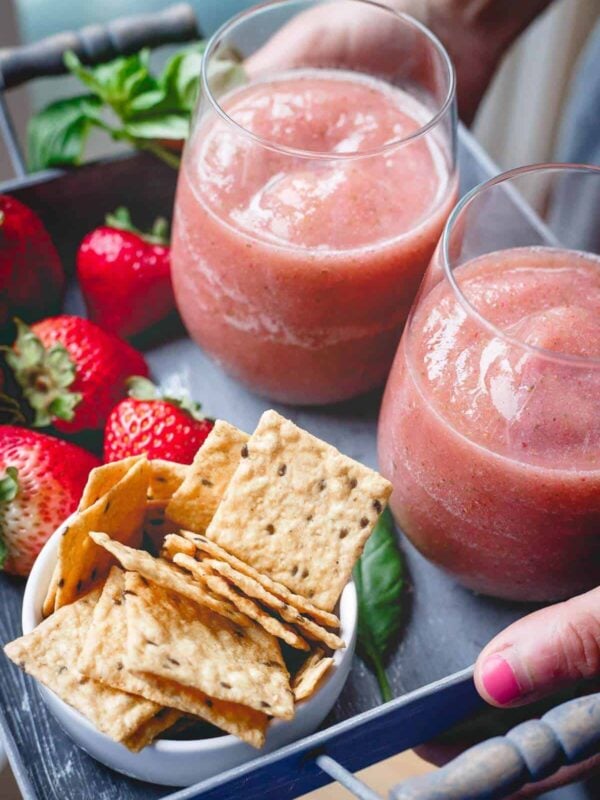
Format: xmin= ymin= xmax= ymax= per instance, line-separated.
xmin=480 ymin=654 xmax=522 ymax=705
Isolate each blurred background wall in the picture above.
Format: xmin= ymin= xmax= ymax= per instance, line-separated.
xmin=0 ymin=0 xmax=599 ymax=182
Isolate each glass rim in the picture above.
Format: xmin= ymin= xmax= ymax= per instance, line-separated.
xmin=200 ymin=0 xmax=457 ymax=160
xmin=440 ymin=162 xmax=600 ymax=367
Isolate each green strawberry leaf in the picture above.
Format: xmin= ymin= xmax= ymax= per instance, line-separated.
xmin=3 ymin=319 xmax=82 ymax=427
xmin=104 ymin=207 xmax=170 ymax=246
xmin=0 ymin=467 xmax=19 ymax=503
xmin=126 ymin=375 xmax=160 ymax=401
xmin=126 ymin=376 xmax=206 ymax=421
xmin=27 ymin=94 xmax=103 ymax=172
xmin=354 ymin=507 xmax=405 ymax=702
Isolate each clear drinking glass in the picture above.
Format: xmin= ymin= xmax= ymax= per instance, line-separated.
xmin=378 ymin=164 xmax=600 ymax=602
xmin=171 ymin=0 xmax=457 ymax=404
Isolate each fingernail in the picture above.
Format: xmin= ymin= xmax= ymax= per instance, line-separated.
xmin=480 ymin=654 xmax=522 ymax=705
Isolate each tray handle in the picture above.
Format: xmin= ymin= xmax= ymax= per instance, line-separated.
xmin=390 ymin=692 xmax=600 ymax=800
xmin=0 ymin=3 xmax=200 ymax=91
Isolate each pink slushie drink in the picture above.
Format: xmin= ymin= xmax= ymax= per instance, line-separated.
xmin=172 ymin=70 xmax=456 ymax=403
xmin=379 ymin=246 xmax=600 ymax=601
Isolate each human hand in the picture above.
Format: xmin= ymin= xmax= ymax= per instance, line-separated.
xmin=247 ymin=0 xmax=554 ymax=123
xmin=418 ymin=587 xmax=600 ymax=798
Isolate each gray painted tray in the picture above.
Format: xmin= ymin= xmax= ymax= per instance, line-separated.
xmin=0 ymin=129 xmax=540 ymax=799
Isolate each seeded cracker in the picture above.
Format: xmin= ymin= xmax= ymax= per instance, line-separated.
xmin=90 ymin=532 xmax=247 ymax=625
xmin=162 ymin=534 xmax=196 ymax=560
xmin=200 ymin=557 xmax=344 ymax=650
xmin=79 ymin=456 xmax=144 ymax=510
xmin=4 ymin=590 xmax=160 ymax=743
xmin=173 ymin=553 xmax=310 ymax=651
xmin=176 ymin=532 xmax=340 ymax=630
xmin=148 ymin=460 xmax=188 ymax=502
xmin=124 ymin=572 xmax=294 ymax=720
xmin=292 ymin=649 xmax=334 ymax=702
xmin=166 ymin=421 xmax=249 ymax=533
xmin=79 ymin=568 xmax=268 ymax=747
xmin=204 ymin=410 xmax=392 ymax=611
xmin=123 ymin=708 xmax=182 ymax=752
xmin=43 ymin=456 xmax=143 ymax=617
xmin=54 ymin=458 xmax=150 ymax=610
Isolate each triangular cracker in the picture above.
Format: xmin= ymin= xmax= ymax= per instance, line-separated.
xmin=166 ymin=421 xmax=248 ymax=533
xmin=79 ymin=568 xmax=268 ymax=748
xmin=148 ymin=460 xmax=188 ymax=503
xmin=123 ymin=572 xmax=294 ymax=720
xmin=201 ymin=557 xmax=344 ymax=650
xmin=90 ymin=532 xmax=247 ymax=626
xmin=173 ymin=554 xmax=310 ymax=651
xmin=123 ymin=708 xmax=182 ymax=752
xmin=54 ymin=458 xmax=150 ymax=609
xmin=79 ymin=457 xmax=144 ymax=511
xmin=292 ymin=649 xmax=334 ymax=702
xmin=4 ymin=590 xmax=160 ymax=743
xmin=172 ymin=533 xmax=340 ymax=630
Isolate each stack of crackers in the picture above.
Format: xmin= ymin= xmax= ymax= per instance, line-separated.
xmin=5 ymin=410 xmax=391 ymax=752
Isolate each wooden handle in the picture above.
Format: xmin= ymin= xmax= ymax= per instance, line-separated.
xmin=0 ymin=3 xmax=200 ymax=90
xmin=391 ymin=692 xmax=600 ymax=800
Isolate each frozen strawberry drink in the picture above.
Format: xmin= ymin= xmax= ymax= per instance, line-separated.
xmin=379 ymin=166 xmax=600 ymax=601
xmin=171 ymin=1 xmax=457 ymax=403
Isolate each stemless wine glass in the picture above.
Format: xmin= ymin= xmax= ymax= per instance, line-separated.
xmin=378 ymin=164 xmax=600 ymax=602
xmin=171 ymin=0 xmax=457 ymax=404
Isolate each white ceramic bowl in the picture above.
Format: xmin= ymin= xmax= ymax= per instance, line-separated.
xmin=22 ymin=519 xmax=357 ymax=787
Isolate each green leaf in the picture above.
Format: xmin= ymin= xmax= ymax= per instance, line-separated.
xmin=33 ymin=42 xmax=245 ymax=171
xmin=0 ymin=467 xmax=19 ymax=503
xmin=160 ymin=42 xmax=206 ymax=112
xmin=122 ymin=114 xmax=190 ymax=141
xmin=4 ymin=319 xmax=81 ymax=426
xmin=126 ymin=375 xmax=160 ymax=401
xmin=65 ymin=49 xmax=158 ymax=119
xmin=0 ymin=465 xmax=18 ymax=566
xmin=126 ymin=376 xmax=206 ymax=421
xmin=105 ymin=207 xmax=170 ymax=245
xmin=353 ymin=507 xmax=405 ymax=702
xmin=27 ymin=94 xmax=103 ymax=172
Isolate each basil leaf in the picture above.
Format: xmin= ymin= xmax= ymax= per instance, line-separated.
xmin=160 ymin=43 xmax=207 ymax=112
xmin=65 ymin=50 xmax=158 ymax=119
xmin=27 ymin=94 xmax=103 ymax=172
xmin=122 ymin=114 xmax=190 ymax=141
xmin=353 ymin=507 xmax=405 ymax=702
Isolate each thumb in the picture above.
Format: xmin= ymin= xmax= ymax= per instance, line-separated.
xmin=474 ymin=586 xmax=600 ymax=707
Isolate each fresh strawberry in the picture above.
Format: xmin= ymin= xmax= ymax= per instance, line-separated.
xmin=0 ymin=426 xmax=100 ymax=575
xmin=104 ymin=377 xmax=214 ymax=464
xmin=77 ymin=207 xmax=174 ymax=339
xmin=5 ymin=315 xmax=149 ymax=433
xmin=0 ymin=195 xmax=64 ymax=326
